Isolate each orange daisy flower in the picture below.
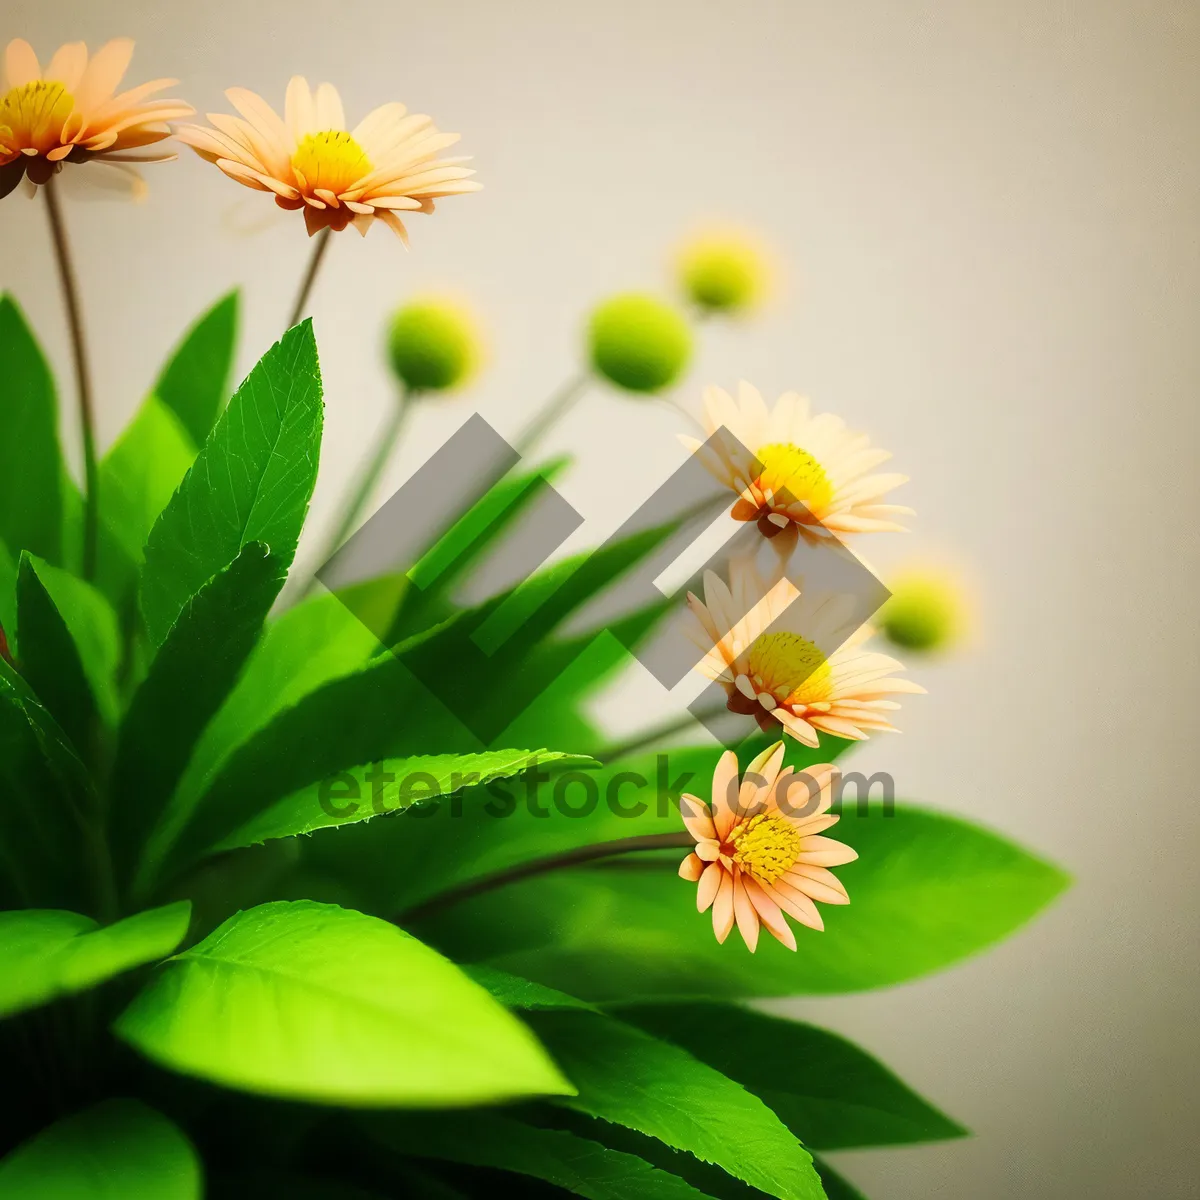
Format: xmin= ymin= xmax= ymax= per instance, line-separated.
xmin=686 ymin=558 xmax=924 ymax=746
xmin=678 ymin=743 xmax=856 ymax=951
xmin=681 ymin=382 xmax=912 ymax=546
xmin=0 ymin=38 xmax=191 ymax=198
xmin=175 ymin=77 xmax=479 ymax=241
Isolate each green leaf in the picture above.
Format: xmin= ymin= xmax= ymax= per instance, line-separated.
xmin=108 ymin=544 xmax=288 ymax=892
xmin=370 ymin=1111 xmax=713 ymax=1200
xmin=140 ymin=320 xmax=323 ymax=646
xmin=0 ymin=295 xmax=64 ymax=565
xmin=0 ymin=538 xmax=16 ymax=654
xmin=500 ymin=1006 xmax=823 ymax=1200
xmin=0 ymin=902 xmax=190 ymax=1018
xmin=310 ymin=739 xmax=839 ymax=921
xmin=0 ymin=659 xmax=94 ymax=910
xmin=0 ymin=1099 xmax=201 ymax=1198
xmin=418 ymin=804 xmax=1069 ymax=1001
xmin=153 ymin=290 xmax=240 ymax=446
xmin=96 ymin=396 xmax=197 ymax=611
xmin=216 ymin=749 xmax=591 ymax=853
xmin=172 ymin=590 xmax=380 ymax=823
xmin=17 ymin=554 xmax=120 ymax=749
xmin=620 ymin=1003 xmax=965 ymax=1150
xmin=114 ymin=899 xmax=574 ymax=1107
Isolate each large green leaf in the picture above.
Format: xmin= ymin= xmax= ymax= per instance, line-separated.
xmin=0 ymin=1099 xmax=201 ymax=1198
xmin=172 ymin=591 xmax=380 ymax=822
xmin=415 ymin=803 xmax=1069 ymax=1001
xmin=479 ymin=983 xmax=822 ymax=1200
xmin=153 ymin=290 xmax=240 ymax=446
xmin=309 ymin=738 xmax=841 ymax=921
xmin=370 ymin=1111 xmax=713 ymax=1200
xmin=95 ymin=396 xmax=196 ymax=612
xmin=620 ymin=1003 xmax=965 ymax=1150
xmin=17 ymin=554 xmax=120 ymax=752
xmin=0 ymin=902 xmax=190 ymax=1018
xmin=0 ymin=538 xmax=16 ymax=654
xmin=114 ymin=900 xmax=574 ymax=1107
xmin=140 ymin=320 xmax=323 ymax=646
xmin=0 ymin=295 xmax=63 ymax=565
xmin=109 ymin=544 xmax=287 ymax=893
xmin=216 ymin=749 xmax=590 ymax=853
xmin=0 ymin=659 xmax=94 ymax=910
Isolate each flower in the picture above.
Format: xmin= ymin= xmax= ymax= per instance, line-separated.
xmin=681 ymin=382 xmax=912 ymax=544
xmin=676 ymin=226 xmax=772 ymax=314
xmin=0 ymin=38 xmax=191 ymax=199
xmin=686 ymin=559 xmax=924 ymax=746
xmin=387 ymin=297 xmax=482 ymax=392
xmin=677 ymin=742 xmax=856 ymax=951
xmin=881 ymin=563 xmax=971 ymax=654
xmin=588 ymin=293 xmax=692 ymax=392
xmin=175 ymin=77 xmax=479 ymax=240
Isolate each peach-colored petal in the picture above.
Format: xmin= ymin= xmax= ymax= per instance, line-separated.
xmin=5 ymin=40 xmax=41 ymax=89
xmin=797 ymin=835 xmax=858 ymax=867
xmin=743 ymin=876 xmax=798 ymax=950
xmin=732 ymin=875 xmax=760 ymax=952
xmin=762 ymin=879 xmax=825 ymax=931
xmin=711 ymin=870 xmax=736 ymax=943
xmin=694 ymin=840 xmax=720 ymax=863
xmin=710 ymin=750 xmax=740 ymax=839
xmin=45 ymin=42 xmax=87 ymax=91
xmin=784 ymin=864 xmax=850 ymax=905
xmin=696 ymin=862 xmax=723 ymax=912
xmin=314 ymin=81 xmax=345 ymax=130
xmin=678 ymin=853 xmax=705 ymax=882
xmin=74 ymin=38 xmax=135 ymax=109
xmin=679 ymin=794 xmax=716 ymax=843
xmin=284 ymin=75 xmax=315 ymax=140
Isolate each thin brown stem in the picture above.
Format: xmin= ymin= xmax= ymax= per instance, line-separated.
xmin=286 ymin=227 xmax=333 ymax=330
xmin=44 ymin=175 xmax=98 ymax=579
xmin=397 ymin=831 xmax=694 ymax=925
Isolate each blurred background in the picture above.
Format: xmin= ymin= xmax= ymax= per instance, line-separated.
xmin=3 ymin=1 xmax=1198 ymax=1195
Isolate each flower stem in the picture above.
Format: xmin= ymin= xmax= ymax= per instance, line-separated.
xmin=397 ymin=831 xmax=694 ymax=924
xmin=44 ymin=176 xmax=99 ymax=580
xmin=597 ymin=702 xmax=731 ymax=764
xmin=513 ymin=369 xmax=591 ymax=457
xmin=300 ymin=385 xmax=415 ymax=597
xmin=286 ymin=227 xmax=333 ymax=330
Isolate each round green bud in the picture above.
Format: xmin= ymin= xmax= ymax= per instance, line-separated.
xmin=880 ymin=570 xmax=965 ymax=654
xmin=386 ymin=299 xmax=481 ymax=393
xmin=588 ymin=293 xmax=692 ymax=393
xmin=677 ymin=229 xmax=770 ymax=314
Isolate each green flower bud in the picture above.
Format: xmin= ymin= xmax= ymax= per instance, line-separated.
xmin=677 ymin=228 xmax=771 ymax=314
xmin=588 ymin=293 xmax=692 ymax=393
xmin=386 ymin=298 xmax=481 ymax=393
xmin=880 ymin=569 xmax=967 ymax=654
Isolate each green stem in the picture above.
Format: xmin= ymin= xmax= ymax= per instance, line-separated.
xmin=301 ymin=386 xmax=415 ymax=597
xmin=513 ymin=369 xmax=591 ymax=457
xmin=44 ymin=175 xmax=99 ymax=580
xmin=286 ymin=226 xmax=333 ymax=330
xmin=397 ymin=831 xmax=694 ymax=925
xmin=598 ymin=702 xmax=731 ymax=764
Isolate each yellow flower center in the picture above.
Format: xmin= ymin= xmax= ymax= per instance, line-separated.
xmin=291 ymin=130 xmax=371 ymax=195
xmin=727 ymin=811 xmax=802 ymax=884
xmin=0 ymin=80 xmax=74 ymax=155
xmin=746 ymin=631 xmax=833 ymax=706
xmin=755 ymin=442 xmax=834 ymax=515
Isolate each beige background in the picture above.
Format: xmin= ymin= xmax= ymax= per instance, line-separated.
xmin=3 ymin=1 xmax=1199 ymax=1196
